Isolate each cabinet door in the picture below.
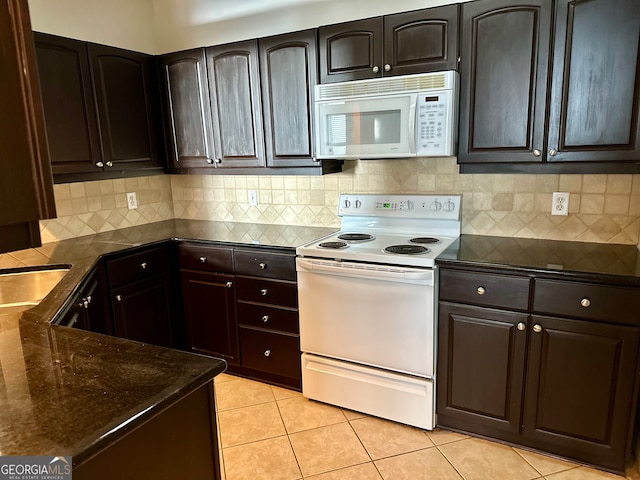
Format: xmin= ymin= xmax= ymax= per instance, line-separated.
xmin=159 ymin=49 xmax=215 ymax=169
xmin=259 ymin=30 xmax=318 ymax=167
xmin=112 ymin=273 xmax=176 ymax=348
xmin=318 ymin=17 xmax=383 ymax=83
xmin=206 ymin=40 xmax=265 ymax=168
xmin=437 ymin=302 xmax=528 ymax=438
xmin=384 ymin=5 xmax=459 ymax=76
xmin=34 ymin=33 xmax=102 ymax=175
xmin=88 ymin=43 xmax=161 ymax=171
xmin=546 ymin=0 xmax=640 ymax=163
xmin=1 ymin=2 xmax=55 ymax=250
xmin=180 ymin=270 xmax=239 ymax=365
xmin=458 ymin=0 xmax=552 ymax=164
xmin=523 ymin=315 xmax=640 ymax=472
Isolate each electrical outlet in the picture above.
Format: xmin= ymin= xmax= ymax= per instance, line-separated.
xmin=551 ymin=192 xmax=569 ymax=216
xmin=126 ymin=192 xmax=138 ymax=210
xmin=248 ymin=190 xmax=258 ymax=206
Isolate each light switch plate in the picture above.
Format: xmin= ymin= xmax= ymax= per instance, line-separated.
xmin=127 ymin=192 xmax=138 ymax=210
xmin=248 ymin=190 xmax=258 ymax=206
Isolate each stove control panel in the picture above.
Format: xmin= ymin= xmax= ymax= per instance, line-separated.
xmin=338 ymin=194 xmax=461 ymax=220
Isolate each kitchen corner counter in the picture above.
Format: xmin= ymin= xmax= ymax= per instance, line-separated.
xmin=0 ymin=219 xmax=335 ymax=467
xmin=437 ymin=234 xmax=640 ymax=285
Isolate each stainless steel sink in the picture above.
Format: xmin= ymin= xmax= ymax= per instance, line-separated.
xmin=0 ymin=267 xmax=70 ymax=314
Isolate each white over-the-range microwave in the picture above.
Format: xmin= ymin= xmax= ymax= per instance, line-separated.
xmin=314 ymin=71 xmax=458 ymax=160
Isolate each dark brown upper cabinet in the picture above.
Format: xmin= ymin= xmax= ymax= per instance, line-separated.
xmin=0 ymin=0 xmax=55 ymax=253
xmin=318 ymin=5 xmax=459 ymax=83
xmin=458 ymin=0 xmax=640 ymax=173
xmin=206 ymin=40 xmax=265 ymax=168
xmin=34 ymin=32 xmax=164 ymax=182
xmin=159 ymin=49 xmax=216 ymax=170
xmin=259 ymin=29 xmax=318 ymax=168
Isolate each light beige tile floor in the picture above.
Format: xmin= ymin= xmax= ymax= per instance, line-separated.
xmin=214 ymin=373 xmax=639 ymax=480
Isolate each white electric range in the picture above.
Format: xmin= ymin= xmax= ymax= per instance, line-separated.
xmin=296 ymin=194 xmax=462 ymax=430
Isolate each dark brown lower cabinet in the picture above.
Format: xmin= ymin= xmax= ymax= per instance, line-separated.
xmin=74 ymin=381 xmax=221 ymax=480
xmin=180 ymin=269 xmax=239 ymax=365
xmin=111 ymin=272 xmax=175 ymax=348
xmin=437 ymin=266 xmax=640 ymax=472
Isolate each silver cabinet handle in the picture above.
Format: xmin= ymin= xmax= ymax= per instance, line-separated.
xmin=105 ymin=161 xmax=113 ymax=167
xmin=477 ymin=286 xmax=486 ymax=295
xmin=264 ymin=349 xmax=271 ymax=357
xmin=96 ymin=161 xmax=104 ymax=168
xmin=384 ymin=64 xmax=391 ymax=72
xmin=115 ymin=295 xmax=122 ymax=302
xmin=226 ymin=281 xmax=233 ymax=288
xmin=372 ymin=66 xmax=379 ymax=73
xmin=262 ymin=315 xmax=269 ymax=323
xmin=533 ymin=324 xmax=542 ymax=333
xmin=533 ymin=149 xmax=541 ymax=157
xmin=199 ymin=256 xmax=207 ymax=263
xmin=312 ymin=157 xmax=320 ymax=162
xmin=206 ymin=158 xmax=214 ymax=164
xmin=517 ymin=322 xmax=526 ymax=331
xmin=140 ymin=262 xmax=147 ymax=269
xmin=214 ymin=158 xmax=222 ymax=164
xmin=581 ymin=298 xmax=591 ymax=308
xmin=549 ymin=149 xmax=557 ymax=156
xmin=259 ymin=262 xmax=267 ymax=270
xmin=261 ymin=288 xmax=268 ymax=296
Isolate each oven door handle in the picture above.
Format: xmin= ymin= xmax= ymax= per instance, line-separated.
xmin=296 ymin=258 xmax=433 ymax=285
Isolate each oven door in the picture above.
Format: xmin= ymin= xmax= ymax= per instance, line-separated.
xmin=296 ymin=257 xmax=435 ymax=377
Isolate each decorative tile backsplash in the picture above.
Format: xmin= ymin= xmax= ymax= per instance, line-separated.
xmin=40 ymin=158 xmax=640 ymax=246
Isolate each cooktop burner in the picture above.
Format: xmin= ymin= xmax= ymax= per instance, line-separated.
xmin=384 ymin=245 xmax=430 ymax=255
xmin=337 ymin=233 xmax=375 ymax=242
xmin=409 ymin=237 xmax=441 ymax=244
xmin=318 ymin=241 xmax=349 ymax=249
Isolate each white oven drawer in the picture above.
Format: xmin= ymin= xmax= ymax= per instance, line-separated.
xmin=302 ymin=353 xmax=435 ymax=430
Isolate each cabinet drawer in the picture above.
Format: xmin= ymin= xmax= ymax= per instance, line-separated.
xmin=234 ymin=249 xmax=296 ymax=280
xmin=236 ymin=277 xmax=298 ymax=308
xmin=439 ymin=269 xmax=530 ymax=311
xmin=239 ymin=327 xmax=301 ymax=378
xmin=533 ymin=279 xmax=640 ymax=326
xmin=237 ymin=303 xmax=299 ymax=333
xmin=107 ymin=246 xmax=170 ymax=288
xmin=178 ymin=243 xmax=234 ymax=273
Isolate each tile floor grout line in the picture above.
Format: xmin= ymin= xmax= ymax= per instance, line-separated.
xmin=272 ymin=390 xmax=305 ymax=479
xmin=512 ymin=446 xmax=547 ymax=478
xmin=434 ymin=442 xmax=469 ymax=480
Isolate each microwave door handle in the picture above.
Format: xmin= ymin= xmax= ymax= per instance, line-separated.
xmin=408 ymin=98 xmax=417 ymax=155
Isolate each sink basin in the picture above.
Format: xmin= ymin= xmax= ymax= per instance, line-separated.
xmin=0 ymin=266 xmax=70 ymax=314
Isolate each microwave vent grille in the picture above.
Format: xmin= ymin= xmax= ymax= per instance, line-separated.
xmin=317 ymin=73 xmax=448 ymax=100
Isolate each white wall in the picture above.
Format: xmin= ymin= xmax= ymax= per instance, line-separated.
xmin=28 ymin=0 xmax=157 ymax=53
xmin=151 ymin=0 xmax=471 ymax=53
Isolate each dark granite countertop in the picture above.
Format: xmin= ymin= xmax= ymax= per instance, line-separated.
xmin=438 ymin=234 xmax=640 ymax=285
xmin=0 ymin=220 xmax=335 ymax=466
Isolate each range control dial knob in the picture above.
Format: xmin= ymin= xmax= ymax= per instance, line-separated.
xmin=344 ymin=199 xmax=351 ymax=208
xmin=443 ymin=200 xmax=456 ymax=212
xmin=430 ymin=200 xmax=442 ymax=212
xmin=354 ymin=199 xmax=362 ymax=208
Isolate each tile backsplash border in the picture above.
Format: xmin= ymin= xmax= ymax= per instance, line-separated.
xmin=39 ymin=158 xmax=640 ymax=247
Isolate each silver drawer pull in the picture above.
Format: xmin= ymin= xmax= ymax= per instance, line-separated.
xmin=259 ymin=262 xmax=267 ymax=270
xmin=580 ymin=298 xmax=591 ymax=308
xmin=140 ymin=262 xmax=147 ymax=269
xmin=262 ymin=315 xmax=269 ymax=323
xmin=533 ymin=324 xmax=542 ymax=333
xmin=115 ymin=295 xmax=122 ymax=302
xmin=199 ymin=256 xmax=207 ymax=263
xmin=264 ymin=349 xmax=271 ymax=357
xmin=517 ymin=322 xmax=525 ymax=331
xmin=477 ymin=286 xmax=486 ymax=295
xmin=226 ymin=281 xmax=233 ymax=288
xmin=261 ymin=288 xmax=268 ymax=296
xmin=105 ymin=161 xmax=113 ymax=167
xmin=95 ymin=161 xmax=104 ymax=168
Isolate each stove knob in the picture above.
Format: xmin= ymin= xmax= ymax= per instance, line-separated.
xmin=443 ymin=200 xmax=456 ymax=212
xmin=344 ymin=199 xmax=351 ymax=208
xmin=354 ymin=199 xmax=362 ymax=208
xmin=406 ymin=200 xmax=414 ymax=211
xmin=430 ymin=200 xmax=442 ymax=212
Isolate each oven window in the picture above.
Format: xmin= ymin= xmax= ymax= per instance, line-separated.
xmin=326 ymin=110 xmax=402 ymax=146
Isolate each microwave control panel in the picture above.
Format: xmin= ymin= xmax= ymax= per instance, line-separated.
xmin=415 ymin=90 xmax=456 ymax=157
